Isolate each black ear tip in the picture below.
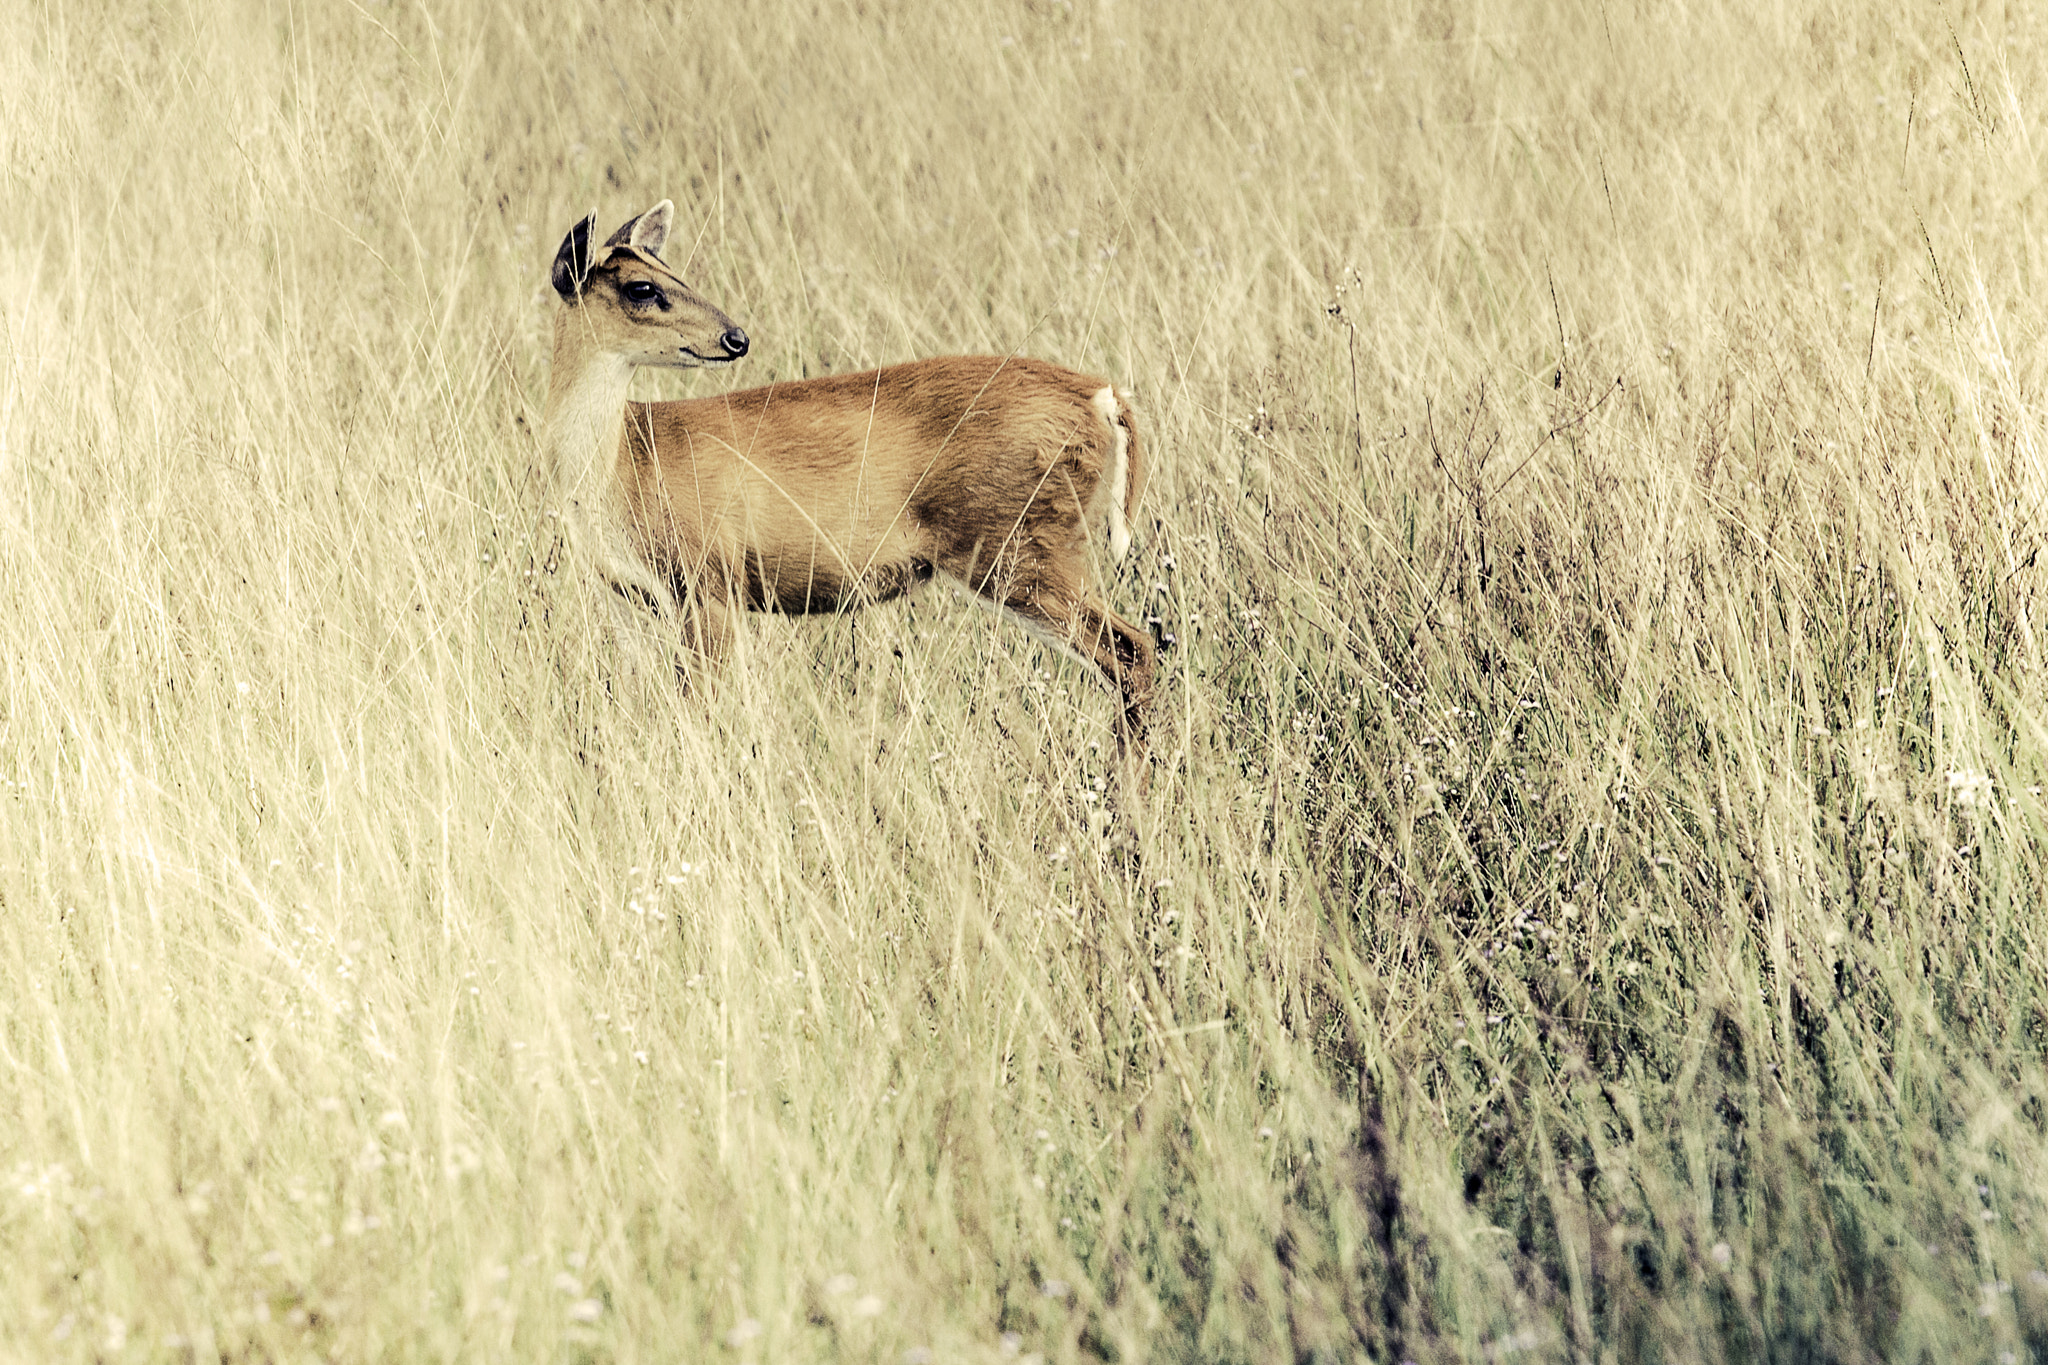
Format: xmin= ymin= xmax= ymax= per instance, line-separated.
xmin=552 ymin=211 xmax=602 ymax=300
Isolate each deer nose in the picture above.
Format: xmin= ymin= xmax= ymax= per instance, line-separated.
xmin=721 ymin=327 xmax=750 ymax=358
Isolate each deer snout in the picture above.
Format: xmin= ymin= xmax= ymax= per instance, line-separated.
xmin=720 ymin=327 xmax=750 ymax=359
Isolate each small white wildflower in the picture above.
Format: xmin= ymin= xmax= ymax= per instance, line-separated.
xmin=1947 ymin=770 xmax=1994 ymax=807
xmin=724 ymin=1318 xmax=763 ymax=1346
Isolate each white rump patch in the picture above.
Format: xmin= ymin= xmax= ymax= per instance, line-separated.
xmin=1091 ymin=387 xmax=1132 ymax=562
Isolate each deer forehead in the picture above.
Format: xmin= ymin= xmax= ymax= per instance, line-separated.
xmin=598 ymin=247 xmax=697 ymax=291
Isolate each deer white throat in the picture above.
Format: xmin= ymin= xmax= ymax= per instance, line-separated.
xmin=544 ymin=329 xmax=632 ymax=511
xmin=544 ymin=320 xmax=677 ymax=615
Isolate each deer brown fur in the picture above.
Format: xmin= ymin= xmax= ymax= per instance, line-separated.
xmin=546 ymin=203 xmax=1155 ymax=747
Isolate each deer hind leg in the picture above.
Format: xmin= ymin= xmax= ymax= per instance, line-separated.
xmin=941 ymin=431 xmax=1152 ymax=747
xmin=994 ymin=579 xmax=1156 ymax=753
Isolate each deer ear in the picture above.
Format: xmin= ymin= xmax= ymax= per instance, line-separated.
xmin=551 ymin=211 xmax=597 ymax=300
xmin=604 ymin=201 xmax=672 ymax=257
xmin=630 ymin=200 xmax=673 ymax=256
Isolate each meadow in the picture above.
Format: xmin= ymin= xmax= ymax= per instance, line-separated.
xmin=4 ymin=0 xmax=2048 ymax=1360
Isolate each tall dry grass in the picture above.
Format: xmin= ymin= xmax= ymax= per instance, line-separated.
xmin=5 ymin=0 xmax=2048 ymax=1360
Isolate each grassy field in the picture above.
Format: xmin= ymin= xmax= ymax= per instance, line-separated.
xmin=6 ymin=0 xmax=2048 ymax=1360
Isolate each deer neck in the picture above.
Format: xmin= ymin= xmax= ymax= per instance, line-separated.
xmin=545 ymin=311 xmax=679 ymax=610
xmin=544 ymin=312 xmax=633 ymax=515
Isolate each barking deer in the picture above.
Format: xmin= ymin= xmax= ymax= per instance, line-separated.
xmin=544 ymin=202 xmax=1155 ymax=748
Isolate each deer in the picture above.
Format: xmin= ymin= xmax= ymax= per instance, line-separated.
xmin=542 ymin=201 xmax=1156 ymax=750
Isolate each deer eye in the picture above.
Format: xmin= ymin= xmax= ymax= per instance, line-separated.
xmin=622 ymin=280 xmax=664 ymax=306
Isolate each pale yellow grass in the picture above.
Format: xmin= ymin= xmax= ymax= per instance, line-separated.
xmin=5 ymin=1 xmax=2048 ymax=1361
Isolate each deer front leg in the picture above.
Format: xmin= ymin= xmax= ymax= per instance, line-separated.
xmin=674 ymin=582 xmax=731 ymax=677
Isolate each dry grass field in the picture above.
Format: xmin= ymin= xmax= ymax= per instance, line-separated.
xmin=6 ymin=0 xmax=2048 ymax=1360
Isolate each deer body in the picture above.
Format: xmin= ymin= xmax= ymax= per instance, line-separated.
xmin=545 ymin=204 xmax=1155 ymax=745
